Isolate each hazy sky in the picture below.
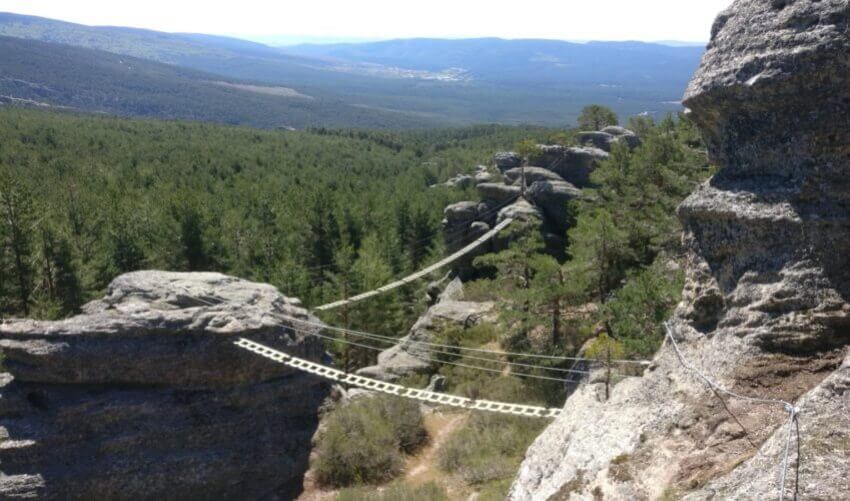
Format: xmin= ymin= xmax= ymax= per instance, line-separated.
xmin=1 ymin=0 xmax=733 ymax=42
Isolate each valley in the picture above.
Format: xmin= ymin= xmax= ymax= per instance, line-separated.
xmin=0 ymin=12 xmax=704 ymax=128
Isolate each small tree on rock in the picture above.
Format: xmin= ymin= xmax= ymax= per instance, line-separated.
xmin=585 ymin=332 xmax=626 ymax=401
xmin=578 ymin=105 xmax=619 ymax=131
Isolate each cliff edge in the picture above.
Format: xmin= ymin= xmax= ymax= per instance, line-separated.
xmin=509 ymin=1 xmax=850 ymax=499
xmin=0 ymin=271 xmax=329 ymax=499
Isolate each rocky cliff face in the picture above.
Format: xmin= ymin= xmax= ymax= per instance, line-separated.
xmin=510 ymin=1 xmax=850 ymax=499
xmin=0 ymin=271 xmax=329 ymax=499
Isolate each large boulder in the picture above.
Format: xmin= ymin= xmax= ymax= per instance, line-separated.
xmin=503 ymin=166 xmax=566 ymax=185
xmin=577 ymin=129 xmax=642 ymax=152
xmin=476 ymin=182 xmax=521 ymax=204
xmin=497 ymin=199 xmax=543 ymax=225
xmin=510 ymin=1 xmax=850 ymax=499
xmin=358 ymin=280 xmax=497 ymax=382
xmin=0 ymin=271 xmax=329 ymax=499
xmin=527 ymin=180 xmax=582 ymax=228
xmin=544 ymin=146 xmax=609 ymax=188
xmin=493 ymin=151 xmax=522 ymax=171
xmin=443 ymin=200 xmax=478 ymax=225
xmin=528 ymin=144 xmax=569 ymax=167
xmin=576 ymin=131 xmax=617 ymax=151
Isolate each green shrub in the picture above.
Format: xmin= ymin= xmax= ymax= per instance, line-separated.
xmin=314 ymin=395 xmax=427 ymax=487
xmin=377 ymin=394 xmax=429 ymax=454
xmin=603 ymin=259 xmax=684 ymax=358
xmin=438 ymin=411 xmax=546 ymax=486
xmin=336 ymin=482 xmax=448 ymax=501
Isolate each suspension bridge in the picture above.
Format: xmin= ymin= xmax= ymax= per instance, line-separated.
xmin=213 ymin=196 xmax=650 ymax=418
xmin=224 ymin=195 xmax=802 ymax=500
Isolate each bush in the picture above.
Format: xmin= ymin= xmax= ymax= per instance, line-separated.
xmin=438 ymin=411 xmax=546 ymax=486
xmin=603 ymin=259 xmax=684 ymax=358
xmin=314 ymin=395 xmax=427 ymax=487
xmin=336 ymin=482 xmax=448 ymax=501
xmin=378 ymin=394 xmax=429 ymax=454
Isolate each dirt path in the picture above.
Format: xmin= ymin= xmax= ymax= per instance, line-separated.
xmin=405 ymin=411 xmax=468 ymax=486
xmin=299 ymin=409 xmax=471 ymax=501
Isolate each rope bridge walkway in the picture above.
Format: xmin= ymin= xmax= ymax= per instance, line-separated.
xmin=316 ymin=217 xmax=515 ymax=311
xmin=235 ymin=337 xmax=562 ymax=419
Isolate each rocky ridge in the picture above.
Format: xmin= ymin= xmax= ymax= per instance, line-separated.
xmin=509 ymin=1 xmax=850 ymax=499
xmin=0 ymin=271 xmax=330 ymax=499
xmin=442 ymin=126 xmax=640 ymax=276
xmin=379 ymin=125 xmax=642 ymax=382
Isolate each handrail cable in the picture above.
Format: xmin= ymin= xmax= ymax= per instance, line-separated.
xmin=279 ymin=314 xmax=651 ymax=366
xmin=316 ymin=217 xmax=515 ymax=311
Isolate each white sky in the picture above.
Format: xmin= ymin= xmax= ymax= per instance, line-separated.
xmin=0 ymin=0 xmax=733 ymax=42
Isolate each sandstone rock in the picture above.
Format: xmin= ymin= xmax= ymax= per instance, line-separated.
xmin=476 ymin=182 xmax=521 ymax=204
xmin=493 ymin=152 xmax=522 ymax=171
xmin=544 ymin=146 xmax=609 ymax=188
xmin=473 ymin=171 xmax=493 ymax=184
xmin=358 ymin=288 xmax=497 ymax=382
xmin=576 ymin=131 xmax=617 ymax=151
xmin=510 ymin=1 xmax=850 ymax=499
xmin=468 ymin=221 xmax=491 ymax=239
xmin=602 ymin=126 xmax=642 ymax=150
xmin=577 ymin=129 xmax=641 ymax=152
xmin=528 ymin=144 xmax=569 ymax=167
xmin=600 ymin=126 xmax=631 ymax=136
xmin=445 ymin=174 xmax=474 ymax=189
xmin=0 ymin=271 xmax=329 ymax=499
xmin=497 ymin=199 xmax=543 ymax=225
xmin=527 ymin=180 xmax=582 ymax=227
xmin=443 ymin=201 xmax=478 ymax=225
xmin=503 ymin=166 xmax=565 ymax=185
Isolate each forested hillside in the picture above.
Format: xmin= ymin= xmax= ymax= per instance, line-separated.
xmin=0 ymin=36 xmax=435 ymax=129
xmin=0 ymin=105 xmax=714 ymax=500
xmin=0 ymin=108 xmax=549 ymax=329
xmin=0 ymin=12 xmax=703 ymax=127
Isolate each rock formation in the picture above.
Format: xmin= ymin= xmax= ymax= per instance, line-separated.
xmin=577 ymin=126 xmax=642 ymax=152
xmin=440 ymin=129 xmax=631 ymax=275
xmin=494 ymin=151 xmax=523 ymax=172
xmin=435 ymin=164 xmax=494 ymax=189
xmin=510 ymin=1 xmax=850 ymax=499
xmin=358 ymin=278 xmax=498 ymax=382
xmin=0 ymin=271 xmax=329 ymax=499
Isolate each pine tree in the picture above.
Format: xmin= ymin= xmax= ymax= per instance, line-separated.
xmin=565 ymin=209 xmax=634 ymax=304
xmin=0 ymin=175 xmax=35 ymax=314
xmin=578 ymin=105 xmax=619 ymax=130
xmin=585 ymin=332 xmax=626 ymax=400
xmin=37 ymin=226 xmax=83 ymax=317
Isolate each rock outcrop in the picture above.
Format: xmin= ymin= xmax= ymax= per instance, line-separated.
xmin=494 ymin=151 xmax=523 ymax=172
xmin=527 ymin=180 xmax=582 ymax=227
xmin=358 ymin=278 xmax=498 ymax=382
xmin=435 ymin=164 xmax=495 ymax=189
xmin=504 ymin=166 xmax=565 ymax=185
xmin=510 ymin=1 xmax=850 ymax=499
xmin=534 ymin=145 xmax=609 ymax=188
xmin=577 ymin=127 xmax=642 ymax=152
xmin=0 ymin=271 xmax=329 ymax=499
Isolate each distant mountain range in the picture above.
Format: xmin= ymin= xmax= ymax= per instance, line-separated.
xmin=0 ymin=12 xmax=705 ymax=129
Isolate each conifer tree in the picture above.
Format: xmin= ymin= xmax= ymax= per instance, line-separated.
xmin=0 ymin=175 xmax=35 ymax=314
xmin=578 ymin=105 xmax=619 ymax=130
xmin=565 ymin=209 xmax=634 ymax=304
